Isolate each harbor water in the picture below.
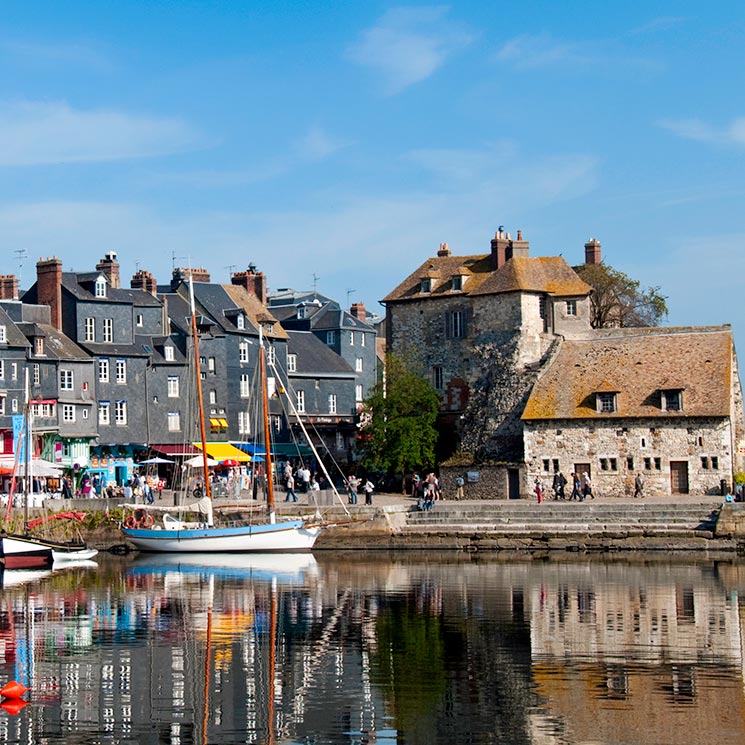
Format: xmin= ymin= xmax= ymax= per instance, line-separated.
xmin=0 ymin=551 xmax=743 ymax=744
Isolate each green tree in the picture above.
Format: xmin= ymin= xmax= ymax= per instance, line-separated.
xmin=574 ymin=262 xmax=668 ymax=328
xmin=361 ymin=354 xmax=440 ymax=487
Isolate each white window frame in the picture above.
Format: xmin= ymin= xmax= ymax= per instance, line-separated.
xmin=136 ymin=313 xmax=144 ymax=327
xmin=0 ymin=326 xmax=6 ymax=343
xmin=34 ymin=337 xmax=44 ymax=355
xmin=60 ymin=369 xmax=74 ymax=391
xmin=95 ymin=278 xmax=106 ymax=298
xmin=164 ymin=346 xmax=175 ymax=362
xmin=296 ymin=390 xmax=305 ymax=413
xmin=240 ymin=373 xmax=250 ymax=398
xmin=33 ymin=363 xmax=40 ymax=386
xmin=11 ymin=363 xmax=17 ymax=381
xmin=208 ymin=357 xmax=216 ymax=373
xmin=99 ymin=358 xmax=109 ymax=383
xmin=102 ymin=318 xmax=113 ymax=343
xmin=62 ymin=403 xmax=75 ymax=423
xmin=167 ymin=376 xmax=179 ymax=398
xmin=566 ymin=299 xmax=577 ymax=317
xmin=167 ymin=412 xmax=181 ymax=432
xmin=287 ymin=354 xmax=297 ymax=373
xmin=597 ymin=392 xmax=617 ymax=413
xmin=448 ymin=310 xmax=465 ymax=338
xmin=355 ymin=384 xmax=363 ymax=403
xmin=349 ymin=331 xmax=354 ymax=345
xmin=115 ymin=359 xmax=126 ymax=384
xmin=236 ymin=314 xmax=245 ymax=330
xmin=0 ymin=360 xmax=4 ymax=379
xmin=267 ymin=346 xmax=276 ymax=366
xmin=355 ymin=357 xmax=363 ymax=372
xmin=209 ymin=389 xmax=216 ymax=405
xmin=328 ymin=393 xmax=337 ymax=415
xmin=326 ymin=331 xmax=335 ymax=345
xmin=239 ymin=342 xmax=249 ymax=364
xmin=361 ymin=334 xmax=366 ymax=347
xmin=99 ymin=402 xmax=110 ymax=426
xmin=84 ymin=317 xmax=95 ymax=342
xmin=115 ymin=400 xmax=127 ymax=425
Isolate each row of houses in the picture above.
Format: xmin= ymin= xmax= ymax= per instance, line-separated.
xmin=382 ymin=229 xmax=745 ymax=498
xmin=0 ymin=254 xmax=379 ymax=486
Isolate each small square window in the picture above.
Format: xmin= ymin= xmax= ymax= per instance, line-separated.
xmin=626 ymin=457 xmax=634 ymax=470
xmin=701 ymin=456 xmax=709 ymax=469
xmin=711 ymin=456 xmax=719 ymax=470
xmin=566 ymin=299 xmax=577 ymax=316
xmin=654 ymin=457 xmax=661 ymax=470
xmin=644 ymin=457 xmax=652 ymax=470
xmin=597 ymin=392 xmax=617 ymax=413
xmin=610 ymin=458 xmax=617 ymax=471
xmin=542 ymin=459 xmax=550 ymax=472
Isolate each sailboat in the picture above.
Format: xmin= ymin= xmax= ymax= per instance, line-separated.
xmin=2 ymin=376 xmax=97 ymax=569
xmin=121 ymin=278 xmax=323 ymax=553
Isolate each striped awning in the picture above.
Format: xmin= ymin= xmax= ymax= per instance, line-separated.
xmin=193 ymin=442 xmax=251 ymax=463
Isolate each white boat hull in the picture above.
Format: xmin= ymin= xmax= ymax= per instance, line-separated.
xmin=52 ymin=548 xmax=99 ymax=562
xmin=2 ymin=535 xmax=54 ymax=569
xmin=122 ymin=518 xmax=321 ymax=553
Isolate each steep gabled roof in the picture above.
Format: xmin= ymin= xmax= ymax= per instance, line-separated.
xmin=522 ymin=326 xmax=734 ymax=420
xmin=17 ymin=322 xmax=90 ymax=361
xmin=286 ymin=331 xmax=355 ymax=376
xmin=0 ymin=306 xmax=31 ymax=348
xmin=222 ymin=285 xmax=288 ymax=340
xmin=382 ymin=252 xmax=591 ymax=303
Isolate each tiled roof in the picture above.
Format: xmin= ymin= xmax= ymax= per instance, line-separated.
xmin=522 ymin=326 xmax=734 ymax=420
xmin=381 ymin=253 xmax=590 ymax=303
xmin=222 ymin=285 xmax=288 ymax=340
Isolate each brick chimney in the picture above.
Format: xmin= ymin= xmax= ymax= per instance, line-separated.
xmin=36 ymin=257 xmax=63 ymax=330
xmin=171 ymin=266 xmax=212 ymax=291
xmin=130 ymin=269 xmax=158 ymax=296
xmin=437 ymin=242 xmax=451 ymax=257
xmin=350 ymin=302 xmax=367 ymax=323
xmin=96 ymin=251 xmax=120 ymax=288
xmin=0 ymin=274 xmax=19 ymax=300
xmin=231 ymin=264 xmax=267 ymax=305
xmin=510 ymin=228 xmax=530 ymax=260
xmin=584 ymin=238 xmax=602 ymax=265
xmin=490 ymin=228 xmax=510 ymax=270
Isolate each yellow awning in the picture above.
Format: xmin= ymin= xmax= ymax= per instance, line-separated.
xmin=218 ymin=418 xmax=229 ymax=429
xmin=193 ymin=442 xmax=251 ymax=463
xmin=209 ymin=418 xmax=220 ymax=428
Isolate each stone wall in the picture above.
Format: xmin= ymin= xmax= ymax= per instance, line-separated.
xmin=439 ymin=463 xmax=523 ymax=500
xmin=523 ymin=417 xmax=734 ymax=497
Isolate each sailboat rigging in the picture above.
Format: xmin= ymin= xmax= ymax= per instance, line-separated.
xmin=121 ymin=278 xmax=323 ymax=552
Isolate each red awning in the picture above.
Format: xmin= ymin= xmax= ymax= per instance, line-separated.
xmin=149 ymin=444 xmax=201 ymax=457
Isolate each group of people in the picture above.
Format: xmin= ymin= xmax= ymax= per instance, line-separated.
xmin=283 ymin=461 xmax=327 ymax=503
xmin=534 ymin=471 xmax=594 ymax=502
xmin=344 ymin=474 xmax=375 ymax=505
xmin=412 ymin=472 xmax=441 ymax=511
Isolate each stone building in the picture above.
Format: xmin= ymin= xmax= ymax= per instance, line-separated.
xmin=382 ymin=227 xmax=744 ymax=498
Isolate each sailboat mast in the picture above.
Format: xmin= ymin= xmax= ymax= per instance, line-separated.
xmin=259 ymin=328 xmax=275 ymax=514
xmin=189 ymin=277 xmax=212 ymax=500
xmin=23 ymin=368 xmax=31 ymax=530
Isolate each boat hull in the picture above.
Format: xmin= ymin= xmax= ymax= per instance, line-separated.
xmin=122 ymin=519 xmax=321 ymax=553
xmin=2 ymin=535 xmax=54 ymax=569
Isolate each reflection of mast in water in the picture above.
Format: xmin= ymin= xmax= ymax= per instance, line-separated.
xmin=267 ymin=576 xmax=277 ymax=745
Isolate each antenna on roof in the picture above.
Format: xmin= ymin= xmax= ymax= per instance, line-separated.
xmin=14 ymin=248 xmax=27 ymax=286
xmin=224 ymin=264 xmax=236 ymax=278
xmin=346 ymin=288 xmax=355 ymax=305
xmin=312 ymin=272 xmax=320 ymax=293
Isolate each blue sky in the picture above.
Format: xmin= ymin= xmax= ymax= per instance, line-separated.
xmin=1 ymin=1 xmax=743 ymax=353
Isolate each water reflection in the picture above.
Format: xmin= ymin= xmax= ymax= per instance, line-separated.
xmin=0 ymin=553 xmax=743 ymax=744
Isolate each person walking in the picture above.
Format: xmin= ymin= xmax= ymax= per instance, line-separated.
xmin=455 ymin=475 xmax=465 ymax=499
xmin=582 ymin=472 xmax=594 ymax=500
xmin=534 ymin=477 xmax=543 ymax=504
xmin=634 ymin=472 xmax=644 ymax=498
xmin=346 ymin=474 xmax=359 ymax=505
xmin=570 ymin=472 xmax=582 ymax=501
xmin=285 ymin=473 xmax=298 ymax=502
xmin=362 ymin=478 xmax=374 ymax=505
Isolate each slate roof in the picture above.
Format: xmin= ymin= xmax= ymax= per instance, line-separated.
xmin=522 ymin=326 xmax=734 ymax=421
xmin=17 ymin=323 xmax=90 ymax=361
xmin=382 ymin=253 xmax=591 ymax=303
xmin=0 ymin=306 xmax=31 ymax=348
xmin=222 ymin=285 xmax=288 ymax=340
xmin=286 ymin=331 xmax=355 ymax=377
xmin=81 ymin=342 xmax=151 ymax=357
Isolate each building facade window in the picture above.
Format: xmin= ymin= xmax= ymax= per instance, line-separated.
xmin=452 ymin=275 xmax=463 ymax=291
xmin=95 ymin=278 xmax=106 ymax=297
xmin=62 ymin=404 xmax=75 ymax=423
xmin=0 ymin=360 xmax=4 ymax=379
xmin=136 ymin=313 xmax=144 ymax=327
xmin=239 ymin=342 xmax=249 ymax=363
xmin=446 ymin=310 xmax=466 ymax=338
xmin=238 ymin=411 xmax=250 ymax=435
xmin=34 ymin=337 xmax=44 ymax=355
xmin=32 ymin=363 xmax=40 ymax=385
xmin=164 ymin=346 xmax=175 ymax=361
xmin=99 ymin=359 xmax=109 ymax=383
xmin=0 ymin=396 xmax=4 ymax=415
xmin=208 ymin=357 xmax=216 ymax=373
xmin=115 ymin=400 xmax=127 ymax=425
xmin=355 ymin=357 xmax=363 ymax=372
xmin=355 ymin=384 xmax=363 ymax=403
xmin=597 ymin=392 xmax=617 ymax=413
xmin=0 ymin=326 xmax=6 ymax=343
xmin=287 ymin=354 xmax=297 ymax=373
xmin=566 ymin=299 xmax=577 ymax=316
xmin=209 ymin=389 xmax=216 ymax=405
xmin=661 ymin=389 xmax=682 ymax=412
xmin=236 ymin=314 xmax=245 ymax=329
xmin=240 ymin=374 xmax=250 ymax=398
xmin=167 ymin=376 xmax=179 ymax=397
xmin=296 ymin=390 xmax=305 ymax=413
xmin=115 ymin=359 xmax=126 ymax=384
xmin=102 ymin=318 xmax=113 ymax=343
xmin=336 ymin=431 xmax=344 ymax=450
xmin=267 ymin=346 xmax=276 ymax=366
xmin=99 ymin=402 xmax=110 ymax=426
xmin=60 ymin=369 xmax=74 ymax=391
xmin=361 ymin=334 xmax=366 ymax=347
xmin=349 ymin=331 xmax=355 ymax=345
xmin=168 ymin=412 xmax=181 ymax=431
xmin=328 ymin=393 xmax=337 ymax=414
xmin=432 ymin=365 xmax=443 ymax=390
xmin=326 ymin=331 xmax=335 ymax=345
xmin=84 ymin=317 xmax=95 ymax=342
xmin=11 ymin=363 xmax=17 ymax=381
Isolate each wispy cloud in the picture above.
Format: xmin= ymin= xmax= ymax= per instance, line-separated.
xmin=630 ymin=16 xmax=687 ymax=35
xmin=346 ymin=6 xmax=473 ymax=95
xmin=0 ymin=100 xmax=203 ymax=166
xmin=659 ymin=116 xmax=745 ymax=146
xmin=0 ymin=36 xmax=111 ymax=68
xmin=496 ymin=33 xmax=583 ymax=69
xmin=293 ymin=126 xmax=352 ymax=161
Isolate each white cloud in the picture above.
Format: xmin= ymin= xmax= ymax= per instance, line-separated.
xmin=659 ymin=116 xmax=745 ymax=146
xmin=496 ymin=33 xmax=582 ymax=69
xmin=293 ymin=126 xmax=352 ymax=161
xmin=0 ymin=101 xmax=203 ymax=166
xmin=0 ymin=36 xmax=110 ymax=68
xmin=346 ymin=6 xmax=473 ymax=94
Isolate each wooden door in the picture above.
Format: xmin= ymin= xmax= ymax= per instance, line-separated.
xmin=670 ymin=461 xmax=689 ymax=494
xmin=508 ymin=469 xmax=521 ymax=500
xmin=574 ymin=463 xmax=591 ymax=479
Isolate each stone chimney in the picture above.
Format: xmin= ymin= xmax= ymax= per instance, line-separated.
xmin=584 ymin=238 xmax=602 ymax=265
xmin=350 ymin=302 xmax=367 ymax=323
xmin=437 ymin=242 xmax=451 ymax=257
xmin=231 ymin=263 xmax=267 ymax=305
xmin=130 ymin=269 xmax=158 ymax=296
xmin=171 ymin=266 xmax=211 ymax=291
xmin=96 ymin=251 xmax=120 ymax=288
xmin=490 ymin=227 xmax=529 ymax=270
xmin=510 ymin=228 xmax=530 ymax=260
xmin=0 ymin=274 xmax=19 ymax=300
xmin=36 ymin=257 xmax=63 ymax=330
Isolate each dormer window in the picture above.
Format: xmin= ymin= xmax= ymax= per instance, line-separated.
xmin=661 ymin=389 xmax=683 ymax=412
xmin=288 ymin=354 xmax=297 ymax=373
xmin=164 ymin=346 xmax=175 ymax=362
xmin=236 ymin=314 xmax=245 ymax=330
xmin=263 ymin=322 xmax=274 ymax=334
xmin=297 ymin=306 xmax=307 ymax=320
xmin=596 ymin=392 xmax=617 ymax=413
xmin=34 ymin=337 xmax=44 ymax=356
xmin=95 ymin=277 xmax=107 ymax=298
xmin=420 ymin=277 xmax=432 ymax=293
xmin=452 ymin=275 xmax=463 ymax=291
